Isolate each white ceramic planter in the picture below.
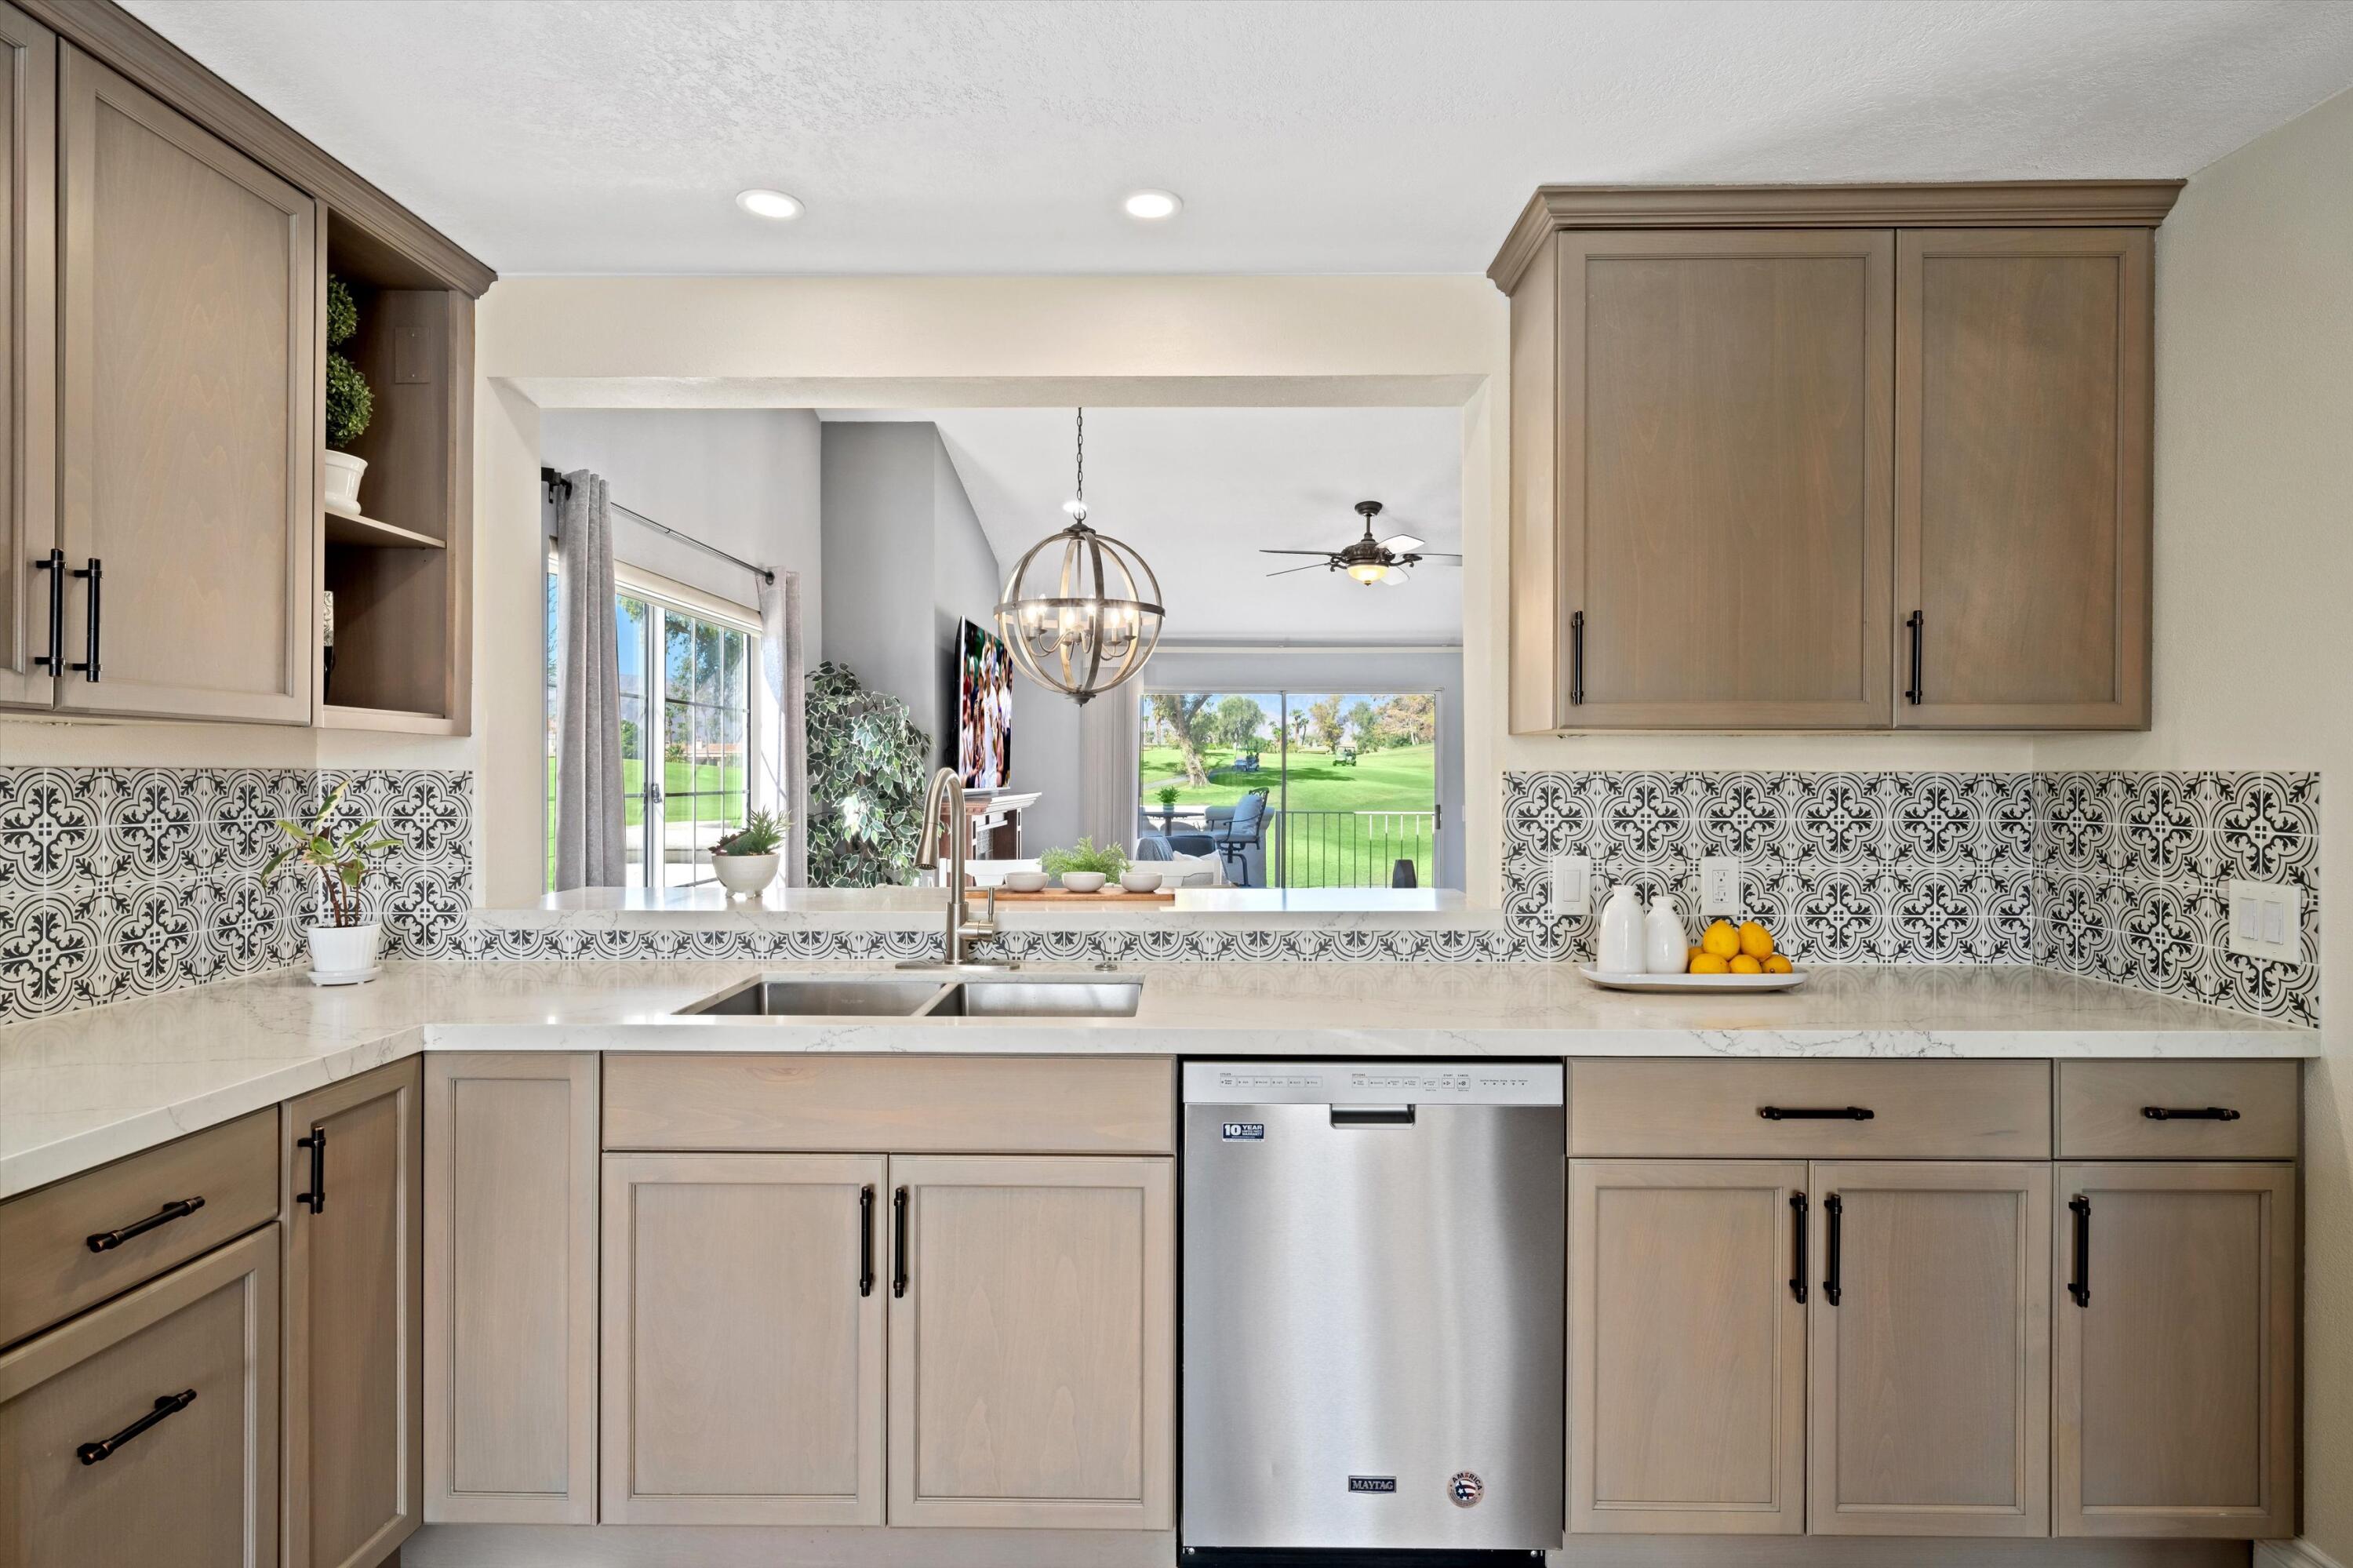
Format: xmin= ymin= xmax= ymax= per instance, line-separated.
xmin=1057 ymin=871 xmax=1107 ymax=893
xmin=306 ymin=921 xmax=381 ymax=984
xmin=323 ymin=450 xmax=368 ymax=517
xmin=1119 ymin=868 xmax=1164 ymax=893
xmin=712 ymin=852 xmax=780 ymax=897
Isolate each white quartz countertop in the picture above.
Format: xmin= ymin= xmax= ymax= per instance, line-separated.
xmin=0 ymin=959 xmax=2311 ymax=1200
xmin=485 ymin=882 xmax=1500 ymax=930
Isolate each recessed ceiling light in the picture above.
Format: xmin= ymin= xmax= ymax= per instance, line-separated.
xmin=1123 ymin=189 xmax=1181 ymax=220
xmin=736 ymin=188 xmax=802 ymax=220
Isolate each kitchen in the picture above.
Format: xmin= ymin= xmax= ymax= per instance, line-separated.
xmin=2 ymin=5 xmax=2349 ymax=1568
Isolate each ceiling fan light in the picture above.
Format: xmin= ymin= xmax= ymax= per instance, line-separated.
xmin=1347 ymin=561 xmax=1388 ymax=585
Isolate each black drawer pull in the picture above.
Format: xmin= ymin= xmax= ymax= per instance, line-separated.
xmin=2068 ymin=1195 xmax=2092 ymax=1308
xmin=69 ymin=558 xmax=101 ymax=681
xmin=1904 ymin=609 xmax=1924 ymax=705
xmin=1789 ymin=1191 xmax=1808 ymax=1305
xmin=858 ymin=1185 xmax=876 ymax=1298
xmin=77 ymin=1390 xmax=195 ymax=1464
xmin=1570 ymin=610 xmax=1586 ymax=706
xmin=296 ymin=1125 xmax=327 ymax=1213
xmin=85 ymin=1196 xmax=205 ymax=1253
xmin=1822 ymin=1193 xmax=1843 ymax=1307
xmin=2142 ymin=1105 xmax=2240 ymax=1122
xmin=1758 ymin=1105 xmax=1875 ymax=1122
xmin=891 ymin=1185 xmax=910 ymax=1298
xmin=32 ymin=548 xmax=64 ymax=673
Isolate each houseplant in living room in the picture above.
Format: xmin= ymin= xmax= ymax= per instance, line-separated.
xmin=1039 ymin=836 xmax=1128 ymax=893
xmin=711 ymin=809 xmax=786 ymax=897
xmin=322 ymin=274 xmax=375 ymax=516
xmin=262 ymin=782 xmax=400 ymax=984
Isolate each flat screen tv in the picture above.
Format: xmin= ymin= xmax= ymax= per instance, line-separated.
xmin=956 ymin=617 xmax=1014 ymax=791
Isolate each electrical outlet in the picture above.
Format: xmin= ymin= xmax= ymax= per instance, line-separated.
xmin=1547 ymin=853 xmax=1591 ymax=918
xmin=2228 ymin=880 xmax=2304 ymax=962
xmin=1700 ymin=857 xmax=1740 ymax=917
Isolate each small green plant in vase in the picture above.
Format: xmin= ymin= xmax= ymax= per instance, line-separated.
xmin=1039 ymin=836 xmax=1128 ymax=893
xmin=1155 ymin=784 xmax=1180 ymax=817
xmin=711 ymin=809 xmax=787 ymax=898
xmin=322 ymin=275 xmax=375 ymax=517
xmin=261 ymin=781 xmax=401 ymax=984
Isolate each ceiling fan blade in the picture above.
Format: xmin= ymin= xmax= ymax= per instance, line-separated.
xmin=1378 ymin=566 xmax=1409 ymax=585
xmin=1264 ymin=561 xmax=1329 ymax=578
xmin=1259 ymin=548 xmax=1339 ymax=556
xmin=1414 ymin=551 xmax=1463 ymax=561
xmin=1377 ymin=533 xmax=1425 ymax=555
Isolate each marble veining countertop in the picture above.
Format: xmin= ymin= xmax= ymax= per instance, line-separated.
xmin=0 ymin=960 xmax=2311 ymax=1199
xmin=485 ymin=882 xmax=1503 ymax=931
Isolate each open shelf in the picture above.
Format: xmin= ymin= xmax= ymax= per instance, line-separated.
xmin=324 ymin=509 xmax=446 ymax=549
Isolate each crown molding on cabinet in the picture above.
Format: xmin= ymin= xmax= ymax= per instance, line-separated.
xmin=19 ymin=0 xmax=495 ymax=297
xmin=1486 ymin=180 xmax=2185 ymax=293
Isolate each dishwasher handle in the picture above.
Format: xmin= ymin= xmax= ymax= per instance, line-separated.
xmin=1329 ymin=1105 xmax=1416 ymax=1126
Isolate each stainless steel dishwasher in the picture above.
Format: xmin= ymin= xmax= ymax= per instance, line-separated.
xmin=1181 ymin=1060 xmax=1564 ymax=1560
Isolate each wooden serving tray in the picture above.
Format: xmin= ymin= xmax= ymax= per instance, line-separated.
xmin=967 ymin=887 xmax=1178 ymax=905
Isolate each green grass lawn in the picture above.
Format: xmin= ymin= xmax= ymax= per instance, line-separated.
xmin=1139 ymin=742 xmax=1437 ymax=888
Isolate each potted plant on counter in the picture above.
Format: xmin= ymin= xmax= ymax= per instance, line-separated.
xmin=1039 ymin=837 xmax=1128 ymax=893
xmin=711 ymin=809 xmax=787 ymax=897
xmin=263 ymin=781 xmax=399 ymax=984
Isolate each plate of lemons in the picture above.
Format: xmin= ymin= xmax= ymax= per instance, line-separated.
xmin=1580 ymin=919 xmax=1808 ymax=992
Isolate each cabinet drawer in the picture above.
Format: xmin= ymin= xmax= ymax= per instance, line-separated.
xmin=603 ymin=1055 xmax=1176 ymax=1155
xmin=0 ymin=1110 xmax=278 ymax=1348
xmin=2057 ymin=1061 xmax=2299 ymax=1159
xmin=1569 ymin=1060 xmax=2050 ymax=1159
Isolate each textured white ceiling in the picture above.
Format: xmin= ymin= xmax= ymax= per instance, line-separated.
xmin=125 ymin=0 xmax=2353 ymax=276
xmin=821 ymin=407 xmax=1464 ymax=643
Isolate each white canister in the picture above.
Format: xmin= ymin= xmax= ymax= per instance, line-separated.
xmin=1644 ymin=893 xmax=1689 ymax=973
xmin=1597 ymin=884 xmax=1646 ymax=973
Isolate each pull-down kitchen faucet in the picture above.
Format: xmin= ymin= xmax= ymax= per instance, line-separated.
xmin=900 ymin=766 xmax=1014 ymax=970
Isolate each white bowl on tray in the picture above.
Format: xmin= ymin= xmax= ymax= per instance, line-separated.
xmin=1000 ymin=870 xmax=1050 ymax=893
xmin=1057 ymin=871 xmax=1107 ymax=893
xmin=1579 ymin=966 xmax=1809 ymax=994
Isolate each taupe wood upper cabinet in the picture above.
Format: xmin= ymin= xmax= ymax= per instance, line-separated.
xmin=0 ymin=3 xmax=54 ymax=710
xmin=1897 ymin=229 xmax=2153 ymax=728
xmin=1807 ymin=1160 xmax=2052 ymax=1537
xmin=1568 ymin=1160 xmax=1806 ymax=1535
xmin=54 ymin=42 xmax=315 ymax=722
xmin=2055 ymin=1162 xmax=2297 ymax=1539
xmin=282 ymin=1060 xmax=421 ymax=1568
xmin=0 ymin=1226 xmax=279 ymax=1568
xmin=424 ymin=1053 xmax=598 ymax=1525
xmin=599 ymin=1152 xmax=887 ymax=1526
xmin=889 ymin=1154 xmax=1175 ymax=1531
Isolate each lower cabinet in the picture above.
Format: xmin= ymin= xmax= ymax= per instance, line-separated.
xmin=2055 ymin=1162 xmax=2297 ymax=1538
xmin=0 ymin=1225 xmax=280 ymax=1568
xmin=282 ymin=1059 xmax=423 ymax=1568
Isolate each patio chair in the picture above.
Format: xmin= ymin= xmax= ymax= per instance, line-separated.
xmin=1202 ymin=788 xmax=1270 ymax=886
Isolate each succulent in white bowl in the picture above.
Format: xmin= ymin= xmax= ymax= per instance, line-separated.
xmin=711 ymin=810 xmax=787 ymax=897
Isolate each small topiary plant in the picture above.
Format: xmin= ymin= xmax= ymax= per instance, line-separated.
xmin=325 ymin=275 xmax=373 ymax=449
xmin=1039 ymin=837 xmax=1129 ymax=879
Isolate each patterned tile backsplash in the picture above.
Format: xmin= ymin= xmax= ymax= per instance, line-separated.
xmin=0 ymin=764 xmax=2318 ymax=1028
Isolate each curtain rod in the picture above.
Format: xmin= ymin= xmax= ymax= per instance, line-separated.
xmin=542 ymin=466 xmax=775 ymax=585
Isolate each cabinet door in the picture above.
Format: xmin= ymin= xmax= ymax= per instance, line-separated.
xmin=599 ymin=1152 xmax=886 ymax=1525
xmin=0 ymin=3 xmax=54 ymax=710
xmin=1808 ymin=1161 xmax=2051 ymax=1536
xmin=2056 ymin=1163 xmax=2296 ymax=1538
xmin=889 ymin=1154 xmax=1174 ymax=1530
xmin=1896 ymin=227 xmax=2152 ymax=728
xmin=424 ymin=1053 xmax=597 ymax=1523
xmin=0 ymin=1225 xmax=278 ymax=1568
xmin=56 ymin=44 xmax=315 ymax=722
xmin=282 ymin=1059 xmax=421 ymax=1568
xmin=1555 ymin=229 xmax=1893 ymax=729
xmin=1569 ymin=1160 xmax=1806 ymax=1534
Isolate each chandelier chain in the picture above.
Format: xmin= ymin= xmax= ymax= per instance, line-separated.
xmin=1074 ymin=406 xmax=1085 ymax=505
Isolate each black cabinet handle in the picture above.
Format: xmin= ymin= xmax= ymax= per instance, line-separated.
xmin=1822 ymin=1193 xmax=1842 ymax=1307
xmin=1758 ymin=1105 xmax=1875 ymax=1122
xmin=1570 ymin=610 xmax=1586 ymax=706
xmin=1904 ymin=609 xmax=1923 ymax=705
xmin=1789 ymin=1191 xmax=1808 ymax=1305
xmin=68 ymin=558 xmax=100 ymax=681
xmin=2068 ymin=1195 xmax=2091 ymax=1308
xmin=858 ymin=1185 xmax=876 ymax=1298
xmin=2142 ymin=1105 xmax=2240 ymax=1122
xmin=295 ymin=1125 xmax=327 ymax=1213
xmin=32 ymin=548 xmax=64 ymax=673
xmin=891 ymin=1185 xmax=910 ymax=1298
xmin=85 ymin=1195 xmax=205 ymax=1253
xmin=77 ymin=1390 xmax=196 ymax=1465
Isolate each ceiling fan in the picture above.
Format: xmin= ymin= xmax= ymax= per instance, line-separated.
xmin=1260 ymin=500 xmax=1463 ymax=586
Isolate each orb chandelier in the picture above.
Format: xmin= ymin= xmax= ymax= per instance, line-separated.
xmin=995 ymin=409 xmax=1165 ymax=704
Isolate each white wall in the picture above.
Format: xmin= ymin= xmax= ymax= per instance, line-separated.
xmin=2035 ymin=85 xmax=2353 ymax=1562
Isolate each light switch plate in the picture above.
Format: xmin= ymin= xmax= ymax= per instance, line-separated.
xmin=2228 ymin=879 xmax=2304 ymax=963
xmin=1700 ymin=857 xmax=1740 ymax=917
xmin=1547 ymin=854 xmax=1591 ymax=918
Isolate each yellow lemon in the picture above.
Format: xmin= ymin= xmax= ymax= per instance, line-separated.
xmin=1700 ymin=920 xmax=1741 ymax=959
xmin=1729 ymin=954 xmax=1765 ymax=975
xmin=1689 ymin=952 xmax=1732 ymax=975
xmin=1738 ymin=920 xmax=1776 ymax=959
xmin=1763 ymin=954 xmax=1794 ymax=974
xmin=1686 ymin=945 xmax=1704 ymax=968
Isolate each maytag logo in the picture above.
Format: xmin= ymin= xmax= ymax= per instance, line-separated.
xmin=1220 ymin=1122 xmax=1265 ymax=1141
xmin=1347 ymin=1475 xmax=1398 ymax=1494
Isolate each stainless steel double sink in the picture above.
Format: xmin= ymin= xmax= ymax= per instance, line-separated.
xmin=680 ymin=974 xmax=1144 ymax=1020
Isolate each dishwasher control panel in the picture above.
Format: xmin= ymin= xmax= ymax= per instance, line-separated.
xmin=1182 ymin=1060 xmax=1562 ymax=1107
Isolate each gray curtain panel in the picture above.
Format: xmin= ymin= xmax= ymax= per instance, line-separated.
xmin=1079 ymin=679 xmax=1143 ymax=852
xmin=553 ymin=469 xmax=626 ymax=890
xmin=758 ymin=569 xmax=809 ymax=888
